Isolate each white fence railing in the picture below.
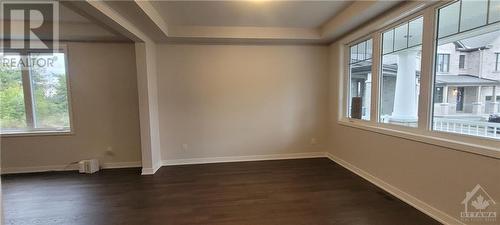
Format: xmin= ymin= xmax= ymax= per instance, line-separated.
xmin=433 ymin=118 xmax=500 ymax=139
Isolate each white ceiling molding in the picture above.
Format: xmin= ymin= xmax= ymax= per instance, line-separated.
xmin=0 ymin=19 xmax=128 ymax=42
xmin=63 ymin=1 xmax=148 ymax=43
xmin=167 ymin=26 xmax=320 ymax=40
xmin=320 ymin=1 xmax=403 ymax=42
xmin=25 ymin=1 xmax=420 ymax=45
xmin=134 ymin=0 xmax=169 ymax=37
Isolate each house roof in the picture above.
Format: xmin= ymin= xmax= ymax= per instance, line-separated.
xmin=435 ymin=75 xmax=500 ymax=86
xmin=453 ymin=30 xmax=500 ymax=52
xmin=459 ymin=30 xmax=500 ymax=49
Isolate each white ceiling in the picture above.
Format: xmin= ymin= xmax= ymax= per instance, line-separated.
xmin=150 ymin=1 xmax=352 ymax=28
xmin=6 ymin=1 xmax=407 ymax=44
xmin=1 ymin=4 xmax=89 ymax=22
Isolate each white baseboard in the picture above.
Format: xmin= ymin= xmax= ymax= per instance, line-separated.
xmin=141 ymin=162 xmax=161 ymax=175
xmin=102 ymin=161 xmax=142 ymax=169
xmin=325 ymin=152 xmax=464 ymax=225
xmin=0 ymin=164 xmax=78 ymax=175
xmin=161 ymin=152 xmax=326 ymax=166
xmin=1 ymin=161 xmax=142 ymax=175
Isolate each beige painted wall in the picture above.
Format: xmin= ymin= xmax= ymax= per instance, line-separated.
xmin=156 ymin=44 xmax=329 ymax=160
xmin=1 ymin=42 xmax=142 ymax=170
xmin=328 ymin=42 xmax=500 ymax=223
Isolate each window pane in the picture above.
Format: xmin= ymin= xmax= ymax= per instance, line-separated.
xmin=445 ymin=55 xmax=450 ymax=72
xmin=459 ymin=55 xmax=465 ymax=69
xmin=408 ymin=17 xmax=423 ymax=46
xmin=29 ymin=52 xmax=70 ymax=130
xmin=394 ymin=23 xmax=408 ymax=51
xmin=366 ymin=39 xmax=373 ymax=59
xmin=350 ymin=45 xmax=358 ymax=63
xmin=0 ymin=53 xmax=27 ymax=131
xmin=434 ymin=11 xmax=500 ymax=140
xmin=383 ymin=29 xmax=394 ymax=54
xmin=496 ymin=53 xmax=500 ymax=71
xmin=357 ymin=42 xmax=366 ymax=61
xmin=348 ymin=39 xmax=373 ymax=121
xmin=434 ymin=87 xmax=444 ymax=103
xmin=490 ymin=0 xmax=500 ymax=23
xmin=460 ymin=0 xmax=488 ymax=31
xmin=438 ymin=2 xmax=460 ymax=38
xmin=380 ymin=46 xmax=421 ymax=127
xmin=349 ymin=61 xmax=372 ymax=120
xmin=442 ymin=54 xmax=450 ymax=72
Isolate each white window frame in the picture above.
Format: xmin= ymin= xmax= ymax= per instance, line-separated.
xmin=378 ymin=15 xmax=425 ymax=127
xmin=347 ymin=38 xmax=374 ymax=121
xmin=1 ymin=44 xmax=74 ymax=136
xmin=437 ymin=53 xmax=450 ymax=72
xmin=338 ymin=1 xmax=500 ymax=159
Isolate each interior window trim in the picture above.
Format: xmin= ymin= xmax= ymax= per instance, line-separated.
xmin=1 ymin=45 xmax=74 ymax=137
xmin=338 ymin=1 xmax=500 ymax=160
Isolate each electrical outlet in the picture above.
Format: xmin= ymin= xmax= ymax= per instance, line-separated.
xmin=310 ymin=138 xmax=318 ymax=145
xmin=182 ymin=144 xmax=188 ymax=151
xmin=105 ymin=146 xmax=115 ymax=156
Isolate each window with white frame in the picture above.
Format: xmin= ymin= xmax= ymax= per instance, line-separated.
xmin=348 ymin=39 xmax=373 ymax=120
xmin=0 ymin=50 xmax=71 ymax=134
xmin=437 ymin=54 xmax=450 ymax=72
xmin=432 ymin=0 xmax=500 ymax=140
xmin=379 ymin=16 xmax=423 ymax=127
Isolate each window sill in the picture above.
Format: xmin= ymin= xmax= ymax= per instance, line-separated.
xmin=337 ymin=119 xmax=500 ymax=160
xmin=1 ymin=130 xmax=73 ymax=138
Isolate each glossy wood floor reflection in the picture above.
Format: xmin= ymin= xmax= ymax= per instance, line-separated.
xmin=2 ymin=158 xmax=441 ymax=225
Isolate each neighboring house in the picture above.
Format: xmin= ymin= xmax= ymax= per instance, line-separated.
xmin=434 ymin=32 xmax=500 ymax=116
xmin=350 ymin=31 xmax=500 ymax=124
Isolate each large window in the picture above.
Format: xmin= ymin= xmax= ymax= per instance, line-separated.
xmin=348 ymin=39 xmax=373 ymax=120
xmin=0 ymin=50 xmax=71 ymax=134
xmin=380 ymin=17 xmax=423 ymax=127
xmin=341 ymin=0 xmax=500 ymax=156
xmin=432 ymin=1 xmax=500 ymax=140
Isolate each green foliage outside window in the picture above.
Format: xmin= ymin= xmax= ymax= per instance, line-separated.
xmin=0 ymin=66 xmax=26 ymax=129
xmin=0 ymin=53 xmax=70 ymax=131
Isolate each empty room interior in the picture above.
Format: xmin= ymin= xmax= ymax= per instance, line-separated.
xmin=1 ymin=1 xmax=500 ymax=225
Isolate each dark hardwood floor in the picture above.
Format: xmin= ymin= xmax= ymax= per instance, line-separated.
xmin=2 ymin=158 xmax=441 ymax=225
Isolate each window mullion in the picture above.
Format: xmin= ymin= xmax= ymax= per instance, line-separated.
xmin=342 ymin=45 xmax=350 ymax=120
xmin=20 ymin=51 xmax=35 ymax=129
xmin=418 ymin=7 xmax=437 ymax=131
xmin=370 ymin=33 xmax=381 ymax=122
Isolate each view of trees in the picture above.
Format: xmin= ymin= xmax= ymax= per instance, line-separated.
xmin=0 ymin=53 xmax=70 ymax=131
xmin=0 ymin=62 xmax=26 ymax=129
